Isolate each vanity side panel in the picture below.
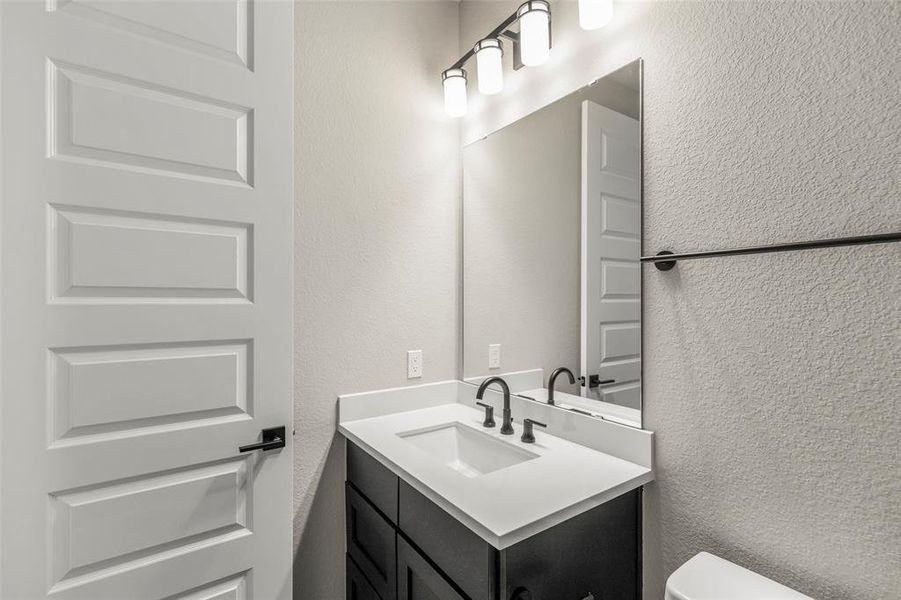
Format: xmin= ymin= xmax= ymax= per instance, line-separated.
xmin=502 ymin=489 xmax=639 ymax=600
xmin=398 ymin=481 xmax=499 ymax=600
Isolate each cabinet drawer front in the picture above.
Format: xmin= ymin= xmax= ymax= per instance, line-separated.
xmin=399 ymin=481 xmax=498 ymax=600
xmin=347 ymin=483 xmax=397 ymax=600
xmin=397 ymin=537 xmax=466 ymax=600
xmin=348 ymin=441 xmax=399 ymax=524
xmin=347 ymin=554 xmax=384 ymax=600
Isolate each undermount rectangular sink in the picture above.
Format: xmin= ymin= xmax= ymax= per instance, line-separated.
xmin=398 ymin=422 xmax=538 ymax=478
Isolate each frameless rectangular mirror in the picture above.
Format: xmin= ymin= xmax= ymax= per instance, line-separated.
xmin=462 ymin=59 xmax=642 ymax=428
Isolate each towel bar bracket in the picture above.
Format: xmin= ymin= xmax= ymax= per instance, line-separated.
xmin=654 ymin=251 xmax=676 ymax=271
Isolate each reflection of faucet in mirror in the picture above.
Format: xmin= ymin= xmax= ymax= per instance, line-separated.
xmin=476 ymin=377 xmax=514 ymax=435
xmin=547 ymin=367 xmax=575 ymax=406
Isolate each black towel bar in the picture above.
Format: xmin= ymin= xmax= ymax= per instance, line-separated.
xmin=641 ymin=232 xmax=901 ymax=271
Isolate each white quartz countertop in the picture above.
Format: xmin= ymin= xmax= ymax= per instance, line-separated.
xmin=339 ymin=399 xmax=653 ymax=549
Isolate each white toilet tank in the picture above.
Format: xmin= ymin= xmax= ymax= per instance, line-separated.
xmin=665 ymin=552 xmax=813 ymax=600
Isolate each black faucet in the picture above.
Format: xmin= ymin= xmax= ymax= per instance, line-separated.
xmin=476 ymin=377 xmax=514 ymax=435
xmin=547 ymin=367 xmax=575 ymax=406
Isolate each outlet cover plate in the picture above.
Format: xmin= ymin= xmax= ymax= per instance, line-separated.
xmin=407 ymin=349 xmax=423 ymax=379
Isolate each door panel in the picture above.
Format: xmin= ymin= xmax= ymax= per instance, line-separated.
xmin=0 ymin=1 xmax=293 ymax=598
xmin=48 ymin=205 xmax=253 ymax=301
xmin=49 ymin=60 xmax=252 ymax=185
xmin=49 ymin=339 xmax=251 ymax=443
xmin=48 ymin=0 xmax=253 ymax=68
xmin=50 ymin=458 xmax=250 ymax=584
xmin=170 ymin=571 xmax=251 ymax=600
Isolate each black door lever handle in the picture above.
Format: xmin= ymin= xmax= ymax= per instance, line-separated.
xmin=239 ymin=426 xmax=286 ymax=453
xmin=578 ymin=375 xmax=615 ymax=388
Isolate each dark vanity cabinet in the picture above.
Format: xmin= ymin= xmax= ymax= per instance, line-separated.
xmin=345 ymin=441 xmax=641 ymax=600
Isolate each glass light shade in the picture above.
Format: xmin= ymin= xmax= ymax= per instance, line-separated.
xmin=517 ymin=1 xmax=550 ymax=67
xmin=474 ymin=38 xmax=503 ymax=95
xmin=579 ymin=0 xmax=613 ymax=30
xmin=442 ymin=68 xmax=467 ymax=117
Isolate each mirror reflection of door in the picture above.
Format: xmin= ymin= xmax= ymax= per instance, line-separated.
xmin=581 ymin=101 xmax=642 ymax=411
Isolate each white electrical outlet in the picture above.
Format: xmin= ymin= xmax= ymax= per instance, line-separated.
xmin=407 ymin=349 xmax=423 ymax=379
xmin=488 ymin=344 xmax=501 ymax=369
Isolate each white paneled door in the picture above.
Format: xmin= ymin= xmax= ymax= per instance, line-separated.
xmin=581 ymin=101 xmax=641 ymax=410
xmin=1 ymin=2 xmax=293 ymax=599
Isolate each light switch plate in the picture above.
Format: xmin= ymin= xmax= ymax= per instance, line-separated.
xmin=407 ymin=349 xmax=423 ymax=379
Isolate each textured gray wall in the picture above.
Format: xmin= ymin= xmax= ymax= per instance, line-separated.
xmin=461 ymin=1 xmax=901 ymax=598
xmin=294 ymin=2 xmax=461 ymax=597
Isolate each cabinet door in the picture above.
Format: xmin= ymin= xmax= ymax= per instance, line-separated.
xmin=397 ymin=537 xmax=465 ymax=600
xmin=347 ymin=483 xmax=397 ymax=599
xmin=347 ymin=555 xmax=383 ymax=600
xmin=399 ymin=481 xmax=498 ymax=599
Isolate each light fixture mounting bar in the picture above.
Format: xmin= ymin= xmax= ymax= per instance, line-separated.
xmin=448 ymin=10 xmax=526 ymax=72
xmin=497 ymin=30 xmax=524 ymax=71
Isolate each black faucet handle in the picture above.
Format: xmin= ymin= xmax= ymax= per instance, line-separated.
xmin=475 ymin=401 xmax=496 ymax=428
xmin=520 ymin=418 xmax=547 ymax=443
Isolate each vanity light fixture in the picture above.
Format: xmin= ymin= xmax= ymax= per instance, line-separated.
xmin=517 ymin=0 xmax=551 ymax=66
xmin=578 ymin=0 xmax=614 ymax=30
xmin=474 ymin=38 xmax=504 ymax=95
xmin=442 ymin=68 xmax=468 ymax=117
xmin=440 ymin=0 xmax=552 ymax=116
